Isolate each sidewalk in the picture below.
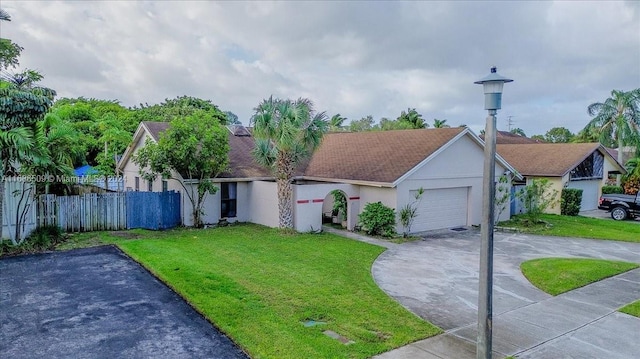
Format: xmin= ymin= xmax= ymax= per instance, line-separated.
xmin=374 ymin=268 xmax=640 ymax=359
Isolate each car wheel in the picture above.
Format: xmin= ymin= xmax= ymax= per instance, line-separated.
xmin=611 ymin=207 xmax=628 ymax=221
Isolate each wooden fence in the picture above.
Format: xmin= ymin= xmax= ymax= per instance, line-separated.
xmin=38 ymin=193 xmax=127 ymax=232
xmin=33 ymin=191 xmax=180 ymax=233
xmin=0 ymin=182 xmax=182 ymax=238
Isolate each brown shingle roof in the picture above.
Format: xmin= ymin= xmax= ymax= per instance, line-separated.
xmin=496 ymin=142 xmax=602 ymax=177
xmin=304 ymin=128 xmax=466 ymax=184
xmin=222 ymin=135 xmax=271 ymax=179
xmin=142 ymin=121 xmax=169 ymax=141
xmin=481 ymin=131 xmax=543 ymax=144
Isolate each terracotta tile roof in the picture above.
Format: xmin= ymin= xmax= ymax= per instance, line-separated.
xmin=496 ymin=142 xmax=603 ymax=177
xmin=304 ymin=128 xmax=466 ymax=184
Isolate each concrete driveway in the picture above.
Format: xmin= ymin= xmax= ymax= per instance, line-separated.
xmin=372 ymin=229 xmax=640 ymax=358
xmin=0 ymin=246 xmax=248 ymax=359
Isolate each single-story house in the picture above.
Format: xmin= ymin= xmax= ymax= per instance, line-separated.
xmin=118 ymin=122 xmax=519 ymax=233
xmin=497 ymin=142 xmax=626 ymax=213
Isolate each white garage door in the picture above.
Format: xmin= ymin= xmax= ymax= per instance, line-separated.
xmin=412 ymin=187 xmax=469 ymax=232
xmin=566 ymin=180 xmax=600 ymax=211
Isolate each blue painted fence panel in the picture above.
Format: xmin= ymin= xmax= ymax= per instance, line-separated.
xmin=126 ymin=191 xmax=181 ymax=230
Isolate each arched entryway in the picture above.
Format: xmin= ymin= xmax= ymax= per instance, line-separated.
xmin=321 ymin=190 xmax=349 ymax=229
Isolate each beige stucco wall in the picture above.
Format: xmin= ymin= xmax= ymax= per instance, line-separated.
xmin=525 ymin=176 xmax=563 ymax=215
xmin=293 ymin=183 xmax=359 ymax=232
xmin=246 ymin=181 xmax=279 ymax=228
xmin=397 ymin=134 xmax=510 ymax=232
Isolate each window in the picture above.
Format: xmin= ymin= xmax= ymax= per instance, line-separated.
xmin=221 ymin=182 xmax=237 ymax=218
xmin=570 ymin=151 xmax=604 ymax=180
xmin=162 ymin=180 xmax=168 ymax=192
xmin=135 ymin=177 xmax=140 ymax=191
xmin=147 ymin=179 xmax=153 ymax=192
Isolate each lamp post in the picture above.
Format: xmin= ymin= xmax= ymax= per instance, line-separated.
xmin=474 ymin=67 xmax=513 ymax=359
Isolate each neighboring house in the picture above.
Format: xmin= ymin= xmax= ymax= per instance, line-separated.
xmin=484 ymin=131 xmax=543 ymax=144
xmin=73 ymin=165 xmax=123 ymax=192
xmin=119 ymin=123 xmax=518 ymax=233
xmin=497 ymin=143 xmax=626 ymax=213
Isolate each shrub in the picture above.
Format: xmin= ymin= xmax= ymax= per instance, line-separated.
xmin=0 ymin=225 xmax=65 ymax=257
xmin=561 ymin=188 xmax=582 ymax=216
xmin=516 ymin=179 xmax=558 ymax=223
xmin=602 ymin=185 xmax=624 ymax=194
xmin=623 ymin=177 xmax=639 ymax=195
xmin=398 ymin=188 xmax=424 ymax=237
xmin=359 ymin=202 xmax=396 ymax=237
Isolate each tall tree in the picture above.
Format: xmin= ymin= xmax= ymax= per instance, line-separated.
xmin=585 ymin=89 xmax=640 ymax=163
xmin=132 ymin=96 xmax=229 ymax=124
xmin=510 ymin=128 xmax=526 ymax=137
xmin=329 ymin=113 xmax=347 ymax=132
xmin=397 ymin=108 xmax=427 ymax=129
xmin=375 ymin=117 xmax=413 ymax=131
xmin=224 ymin=110 xmax=241 ymax=125
xmin=25 ymin=113 xmax=82 ymax=194
xmin=134 ymin=111 xmax=230 ymax=227
xmin=543 ymin=127 xmax=574 ymax=143
xmin=0 ymin=69 xmax=56 ymax=240
xmin=0 ymin=9 xmax=23 ymax=70
xmin=251 ymin=97 xmax=328 ymax=229
xmin=348 ymin=115 xmax=374 ymax=132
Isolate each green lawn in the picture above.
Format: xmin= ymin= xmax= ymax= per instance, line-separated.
xmin=619 ymin=300 xmax=640 ymax=317
xmin=499 ymin=214 xmax=640 ymax=243
xmin=520 ymin=258 xmax=639 ymax=296
xmin=107 ymin=224 xmax=441 ymax=359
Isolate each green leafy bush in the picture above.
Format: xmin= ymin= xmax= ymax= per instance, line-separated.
xmin=602 ymin=185 xmax=624 ymax=194
xmin=359 ymin=202 xmax=396 ymax=237
xmin=561 ymin=188 xmax=582 ymax=216
xmin=0 ymin=225 xmax=65 ymax=257
xmin=516 ymin=179 xmax=558 ymax=223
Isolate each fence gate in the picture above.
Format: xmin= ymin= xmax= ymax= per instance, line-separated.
xmin=126 ymin=191 xmax=181 ymax=230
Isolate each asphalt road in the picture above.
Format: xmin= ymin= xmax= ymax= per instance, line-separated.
xmin=0 ymin=246 xmax=248 ymax=359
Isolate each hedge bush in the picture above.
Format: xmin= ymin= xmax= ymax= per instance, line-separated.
xmin=602 ymin=185 xmax=624 ymax=194
xmin=0 ymin=225 xmax=65 ymax=257
xmin=359 ymin=201 xmax=396 ymax=237
xmin=561 ymin=188 xmax=582 ymax=216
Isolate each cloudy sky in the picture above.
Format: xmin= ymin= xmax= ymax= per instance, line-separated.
xmin=2 ymin=1 xmax=639 ymax=136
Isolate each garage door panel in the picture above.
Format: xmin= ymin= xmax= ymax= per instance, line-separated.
xmin=412 ymin=187 xmax=468 ymax=232
xmin=566 ymin=180 xmax=599 ymax=211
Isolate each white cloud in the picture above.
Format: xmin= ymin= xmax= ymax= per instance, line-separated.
xmin=2 ymin=0 xmax=638 ymax=135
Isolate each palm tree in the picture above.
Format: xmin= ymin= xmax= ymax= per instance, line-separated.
xmin=25 ymin=113 xmax=82 ymax=193
xmin=433 ymin=119 xmax=450 ymax=128
xmin=585 ymin=89 xmax=640 ymax=183
xmin=1 ymin=69 xmax=55 ymax=238
xmin=329 ymin=113 xmax=346 ymax=132
xmin=251 ymin=97 xmax=328 ymax=229
xmin=397 ymin=108 xmax=427 ymax=129
xmin=397 ymin=108 xmax=429 ymax=128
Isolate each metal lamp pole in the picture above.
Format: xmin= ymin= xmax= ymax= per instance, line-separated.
xmin=474 ymin=67 xmax=513 ymax=359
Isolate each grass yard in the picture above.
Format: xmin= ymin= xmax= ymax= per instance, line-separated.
xmin=499 ymin=214 xmax=640 ymax=243
xmin=110 ymin=224 xmax=440 ymax=359
xmin=619 ymin=300 xmax=640 ymax=317
xmin=520 ymin=258 xmax=639 ymax=296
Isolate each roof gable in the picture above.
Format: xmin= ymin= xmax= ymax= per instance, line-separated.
xmin=118 ymin=121 xmax=271 ymax=179
xmin=496 ymin=142 xmax=623 ymax=177
xmin=303 ymin=128 xmax=466 ymax=184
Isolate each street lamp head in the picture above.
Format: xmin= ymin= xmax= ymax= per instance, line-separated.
xmin=474 ymin=67 xmax=513 ymax=111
